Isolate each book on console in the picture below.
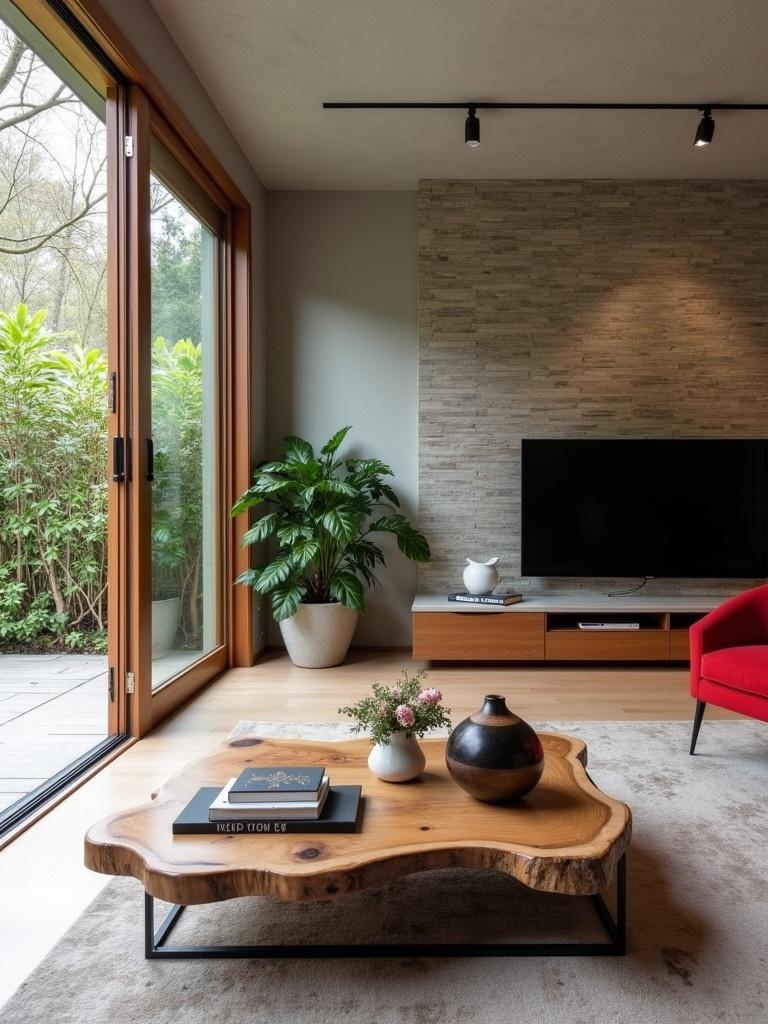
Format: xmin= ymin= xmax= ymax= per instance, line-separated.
xmin=209 ymin=776 xmax=330 ymax=820
xmin=448 ymin=591 xmax=522 ymax=606
xmin=228 ymin=765 xmax=325 ymax=802
xmin=173 ymin=785 xmax=362 ymax=835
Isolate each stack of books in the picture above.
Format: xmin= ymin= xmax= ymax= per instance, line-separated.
xmin=210 ymin=766 xmax=329 ymax=822
xmin=448 ymin=589 xmax=523 ymax=606
xmin=172 ymin=765 xmax=362 ymax=835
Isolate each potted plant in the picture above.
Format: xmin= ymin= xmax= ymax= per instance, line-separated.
xmin=232 ymin=426 xmax=430 ymax=667
xmin=338 ymin=670 xmax=452 ymax=781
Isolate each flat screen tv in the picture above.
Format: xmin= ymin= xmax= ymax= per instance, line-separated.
xmin=520 ymin=439 xmax=768 ymax=578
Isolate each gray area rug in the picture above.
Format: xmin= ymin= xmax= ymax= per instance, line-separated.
xmin=1 ymin=720 xmax=767 ymax=1024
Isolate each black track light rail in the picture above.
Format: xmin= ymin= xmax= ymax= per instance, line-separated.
xmin=323 ymin=102 xmax=768 ymax=110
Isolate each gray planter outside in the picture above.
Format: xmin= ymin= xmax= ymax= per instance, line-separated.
xmin=151 ymin=597 xmax=181 ymax=659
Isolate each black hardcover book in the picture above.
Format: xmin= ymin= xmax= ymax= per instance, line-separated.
xmin=173 ymin=785 xmax=362 ymax=835
xmin=447 ymin=591 xmax=522 ymax=606
xmin=228 ymin=765 xmax=326 ymax=802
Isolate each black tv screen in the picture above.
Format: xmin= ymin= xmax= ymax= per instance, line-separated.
xmin=521 ymin=439 xmax=768 ymax=578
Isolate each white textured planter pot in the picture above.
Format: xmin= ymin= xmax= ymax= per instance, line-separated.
xmin=368 ymin=732 xmax=426 ymax=783
xmin=278 ymin=601 xmax=358 ymax=668
xmin=151 ymin=597 xmax=181 ymax=659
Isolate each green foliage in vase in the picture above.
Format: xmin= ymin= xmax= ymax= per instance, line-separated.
xmin=232 ymin=427 xmax=431 ymax=623
xmin=338 ymin=670 xmax=452 ymax=745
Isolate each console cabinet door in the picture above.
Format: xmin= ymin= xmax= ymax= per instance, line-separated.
xmin=412 ymin=612 xmax=546 ymax=660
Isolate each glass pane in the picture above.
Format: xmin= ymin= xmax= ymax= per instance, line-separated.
xmin=150 ymin=172 xmax=218 ymax=689
xmin=0 ymin=13 xmax=112 ymax=822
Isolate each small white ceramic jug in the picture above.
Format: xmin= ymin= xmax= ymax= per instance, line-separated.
xmin=462 ymin=557 xmax=501 ymax=595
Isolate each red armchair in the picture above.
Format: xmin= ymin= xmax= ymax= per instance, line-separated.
xmin=689 ymin=583 xmax=768 ymax=754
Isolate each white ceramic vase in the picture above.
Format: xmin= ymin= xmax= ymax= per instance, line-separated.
xmin=462 ymin=557 xmax=500 ymax=595
xmin=278 ymin=601 xmax=358 ymax=668
xmin=368 ymin=731 xmax=426 ymax=783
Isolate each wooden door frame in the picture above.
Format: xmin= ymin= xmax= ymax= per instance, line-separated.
xmin=105 ymin=82 xmax=129 ymax=736
xmin=128 ymin=96 xmax=253 ymax=736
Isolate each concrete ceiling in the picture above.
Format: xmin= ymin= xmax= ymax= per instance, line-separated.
xmin=149 ymin=0 xmax=768 ymax=189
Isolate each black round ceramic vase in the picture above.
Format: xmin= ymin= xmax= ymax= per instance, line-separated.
xmin=445 ymin=694 xmax=544 ymax=803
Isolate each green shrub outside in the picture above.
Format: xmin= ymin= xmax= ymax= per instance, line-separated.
xmin=0 ymin=305 xmax=203 ymax=652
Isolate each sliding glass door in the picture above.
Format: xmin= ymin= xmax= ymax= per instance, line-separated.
xmin=0 ymin=0 xmax=125 ymax=831
xmin=148 ymin=162 xmax=222 ymax=689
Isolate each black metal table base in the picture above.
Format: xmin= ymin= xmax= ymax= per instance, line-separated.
xmin=144 ymin=853 xmax=626 ymax=959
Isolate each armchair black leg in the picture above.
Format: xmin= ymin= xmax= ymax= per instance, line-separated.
xmin=689 ymin=700 xmax=706 ymax=755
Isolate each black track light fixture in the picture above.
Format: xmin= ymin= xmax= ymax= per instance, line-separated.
xmin=323 ymin=100 xmax=768 ymax=149
xmin=694 ymin=108 xmax=715 ymax=147
xmin=465 ymin=105 xmax=480 ymax=147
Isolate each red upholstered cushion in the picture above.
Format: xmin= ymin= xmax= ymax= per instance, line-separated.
xmin=700 ymin=645 xmax=768 ymax=698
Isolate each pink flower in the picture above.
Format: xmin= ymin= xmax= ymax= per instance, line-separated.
xmin=388 ymin=685 xmax=404 ymax=699
xmin=418 ymin=687 xmax=442 ymax=705
xmin=395 ymin=704 xmax=415 ymax=728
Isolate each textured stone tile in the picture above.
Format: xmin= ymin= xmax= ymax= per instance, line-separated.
xmin=418 ymin=179 xmax=768 ymax=595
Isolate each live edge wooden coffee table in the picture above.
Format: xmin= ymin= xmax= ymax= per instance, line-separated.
xmin=84 ymin=730 xmax=631 ymax=960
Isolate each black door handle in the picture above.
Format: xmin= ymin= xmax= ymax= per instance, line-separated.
xmin=146 ymin=438 xmax=154 ymax=481
xmin=112 ymin=436 xmax=125 ymax=482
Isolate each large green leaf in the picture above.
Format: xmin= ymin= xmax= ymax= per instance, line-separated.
xmin=394 ymin=526 xmax=431 ymax=562
xmin=283 ymin=435 xmax=314 ymax=463
xmin=271 ymin=583 xmax=306 ymax=622
xmin=316 ymin=479 xmax=358 ymax=498
xmin=322 ymin=506 xmax=359 ymax=542
xmin=230 ymin=489 xmax=264 ymax=516
xmin=329 ymin=570 xmax=364 ymax=612
xmin=321 ymin=426 xmax=351 ymax=456
xmin=253 ymin=555 xmax=293 ymax=594
xmin=252 ymin=476 xmax=295 ymax=494
xmin=379 ymin=484 xmax=400 ymax=507
xmin=234 ymin=568 xmax=261 ymax=588
xmin=368 ymin=514 xmax=431 ymax=562
xmin=277 ymin=523 xmax=311 ymax=546
xmin=291 ymin=538 xmax=320 ymax=568
xmin=345 ymin=457 xmax=393 ymax=481
xmin=241 ymin=511 xmax=281 ymax=546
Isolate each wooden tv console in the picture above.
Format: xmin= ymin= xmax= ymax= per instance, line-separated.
xmin=412 ymin=594 xmax=727 ymax=663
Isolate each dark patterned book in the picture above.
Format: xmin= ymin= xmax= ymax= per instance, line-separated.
xmin=173 ymin=785 xmax=362 ymax=835
xmin=448 ymin=591 xmax=522 ymax=606
xmin=228 ymin=765 xmax=325 ymax=803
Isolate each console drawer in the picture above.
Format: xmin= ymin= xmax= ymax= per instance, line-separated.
xmin=412 ymin=612 xmax=545 ymax=660
xmin=545 ymin=629 xmax=670 ymax=661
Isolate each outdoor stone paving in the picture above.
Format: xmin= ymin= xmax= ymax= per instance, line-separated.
xmin=0 ymin=654 xmax=108 ymax=815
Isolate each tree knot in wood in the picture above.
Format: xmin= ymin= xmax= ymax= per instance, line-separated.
xmin=295 ymin=846 xmax=323 ymax=861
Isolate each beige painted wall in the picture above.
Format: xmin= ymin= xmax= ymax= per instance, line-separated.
xmin=266 ymin=192 xmax=418 ymax=645
xmin=97 ymin=0 xmax=267 ymax=654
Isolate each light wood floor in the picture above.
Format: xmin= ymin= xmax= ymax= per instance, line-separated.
xmin=0 ymin=649 xmax=737 ymax=1008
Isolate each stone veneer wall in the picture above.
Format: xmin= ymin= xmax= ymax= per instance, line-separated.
xmin=418 ymin=179 xmax=768 ymax=596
